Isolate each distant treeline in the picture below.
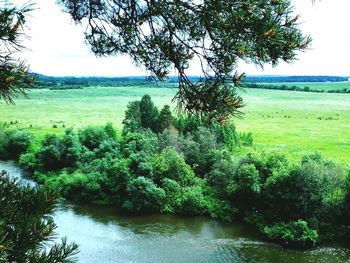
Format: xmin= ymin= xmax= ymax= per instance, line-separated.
xmin=245 ymin=83 xmax=350 ymax=94
xmin=33 ymin=75 xmax=157 ymax=89
xmin=32 ymin=74 xmax=349 ymax=90
xmin=245 ymin=75 xmax=349 ymax=83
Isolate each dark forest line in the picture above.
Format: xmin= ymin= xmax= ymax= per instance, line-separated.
xmin=32 ymin=74 xmax=349 ymax=90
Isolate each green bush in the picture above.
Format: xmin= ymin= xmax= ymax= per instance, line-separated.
xmin=179 ymin=127 xmax=219 ymax=176
xmin=263 ymin=163 xmax=327 ymax=221
xmin=37 ymin=144 xmax=62 ymax=170
xmin=207 ymin=151 xmax=235 ymax=192
xmin=227 ymin=164 xmax=261 ymax=211
xmin=78 ymin=126 xmax=109 ymax=150
xmin=19 ymin=152 xmax=37 ymax=171
xmin=263 ymin=220 xmax=319 ymax=248
xmin=230 ymin=164 xmax=261 ymax=194
xmin=161 ymin=178 xmax=182 ymax=213
xmin=123 ymin=176 xmax=165 ymax=212
xmin=176 ymin=186 xmax=207 ymax=215
xmin=151 ymin=147 xmax=195 ymax=185
xmin=240 ymin=152 xmax=289 ymax=181
xmin=1 ymin=130 xmax=33 ymax=159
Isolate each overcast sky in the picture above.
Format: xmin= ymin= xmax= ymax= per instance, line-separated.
xmin=12 ymin=0 xmax=350 ymax=77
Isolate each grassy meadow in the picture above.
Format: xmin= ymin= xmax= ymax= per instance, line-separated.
xmin=1 ymin=84 xmax=349 ymax=163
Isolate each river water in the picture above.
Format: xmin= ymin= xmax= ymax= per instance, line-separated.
xmin=1 ymin=160 xmax=350 ymax=263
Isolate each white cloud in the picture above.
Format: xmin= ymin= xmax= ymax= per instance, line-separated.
xmin=12 ymin=0 xmax=350 ymax=76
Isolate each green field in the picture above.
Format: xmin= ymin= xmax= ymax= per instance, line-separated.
xmin=263 ymin=81 xmax=350 ymax=91
xmin=1 ymin=85 xmax=349 ymax=163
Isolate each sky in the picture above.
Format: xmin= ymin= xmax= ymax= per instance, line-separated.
xmin=11 ymin=0 xmax=350 ymax=77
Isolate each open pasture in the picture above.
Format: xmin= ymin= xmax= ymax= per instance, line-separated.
xmin=1 ymin=85 xmax=349 ymax=162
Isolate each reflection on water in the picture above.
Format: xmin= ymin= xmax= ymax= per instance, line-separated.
xmin=1 ymin=160 xmax=350 ymax=263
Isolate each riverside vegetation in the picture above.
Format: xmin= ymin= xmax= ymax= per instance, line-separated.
xmin=1 ymin=95 xmax=350 ymax=249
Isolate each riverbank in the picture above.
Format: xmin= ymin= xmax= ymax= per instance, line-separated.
xmin=1 ymin=160 xmax=350 ymax=263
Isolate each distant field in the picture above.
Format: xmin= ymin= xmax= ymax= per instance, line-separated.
xmin=1 ymin=85 xmax=349 ymax=163
xmin=262 ymin=81 xmax=350 ymax=92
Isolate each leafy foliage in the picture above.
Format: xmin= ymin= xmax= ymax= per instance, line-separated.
xmin=263 ymin=220 xmax=319 ymax=248
xmin=3 ymin=94 xmax=349 ymax=249
xmin=123 ymin=176 xmax=165 ymax=212
xmin=0 ymin=130 xmax=32 ymax=159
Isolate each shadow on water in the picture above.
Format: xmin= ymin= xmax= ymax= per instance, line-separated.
xmin=2 ymin=160 xmax=350 ymax=263
xmin=62 ymin=202 xmax=263 ymax=238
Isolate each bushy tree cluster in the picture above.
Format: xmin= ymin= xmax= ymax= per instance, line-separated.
xmin=0 ymin=129 xmax=33 ymax=159
xmin=4 ymin=96 xmax=350 ymax=249
xmin=123 ymin=95 xmax=174 ymax=134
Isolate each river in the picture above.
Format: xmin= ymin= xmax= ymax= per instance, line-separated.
xmin=1 ymin=160 xmax=350 ymax=263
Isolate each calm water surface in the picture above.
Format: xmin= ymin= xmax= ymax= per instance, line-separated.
xmin=1 ymin=160 xmax=350 ymax=263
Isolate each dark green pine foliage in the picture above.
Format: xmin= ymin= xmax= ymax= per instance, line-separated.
xmin=159 ymin=105 xmax=174 ymax=132
xmin=0 ymin=3 xmax=35 ymax=103
xmin=0 ymin=171 xmax=78 ymax=263
xmin=58 ymin=0 xmax=311 ymax=120
xmin=140 ymin=95 xmax=160 ymax=133
xmin=122 ymin=101 xmax=142 ymax=134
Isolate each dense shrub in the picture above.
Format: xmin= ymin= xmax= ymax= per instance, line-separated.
xmin=37 ymin=144 xmax=62 ymax=170
xmin=207 ymin=151 xmax=236 ymax=192
xmin=151 ymin=147 xmax=195 ymax=185
xmin=123 ymin=176 xmax=165 ymax=212
xmin=263 ymin=163 xmax=327 ymax=221
xmin=159 ymin=105 xmax=174 ymax=132
xmin=227 ymin=164 xmax=261 ymax=210
xmin=0 ymin=130 xmax=33 ymax=159
xmin=180 ymin=127 xmax=219 ymax=176
xmin=176 ymin=186 xmax=207 ymax=215
xmin=19 ymin=152 xmax=37 ymax=171
xmin=158 ymin=128 xmax=182 ymax=152
xmin=240 ymin=152 xmax=289 ymax=181
xmin=104 ymin=122 xmax=117 ymax=140
xmin=161 ymin=178 xmax=182 ymax=213
xmin=78 ymin=126 xmax=109 ymax=150
xmin=263 ymin=220 xmax=319 ymax=248
xmin=140 ymin=94 xmax=160 ymax=133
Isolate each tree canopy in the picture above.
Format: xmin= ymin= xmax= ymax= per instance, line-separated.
xmin=58 ymin=0 xmax=311 ymax=120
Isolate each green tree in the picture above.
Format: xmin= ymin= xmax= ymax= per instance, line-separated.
xmin=0 ymin=3 xmax=35 ymax=103
xmin=1 ymin=130 xmax=33 ymax=159
xmin=104 ymin=122 xmax=117 ymax=140
xmin=78 ymin=126 xmax=108 ymax=150
xmin=227 ymin=164 xmax=261 ymax=210
xmin=159 ymin=105 xmax=174 ymax=132
xmin=151 ymin=147 xmax=195 ymax=186
xmin=123 ymin=176 xmax=165 ymax=212
xmin=263 ymin=162 xmax=327 ymax=221
xmin=140 ymin=95 xmax=159 ymax=132
xmin=0 ymin=171 xmax=78 ymax=262
xmin=122 ymin=101 xmax=142 ymax=134
xmin=58 ymin=0 xmax=311 ymax=120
